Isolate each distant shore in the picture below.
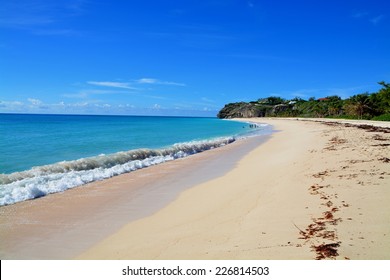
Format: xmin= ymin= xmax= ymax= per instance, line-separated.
xmin=1 ymin=118 xmax=389 ymax=259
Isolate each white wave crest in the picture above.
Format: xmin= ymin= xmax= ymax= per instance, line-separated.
xmin=0 ymin=137 xmax=235 ymax=206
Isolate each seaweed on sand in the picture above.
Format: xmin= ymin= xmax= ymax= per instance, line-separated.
xmin=312 ymin=242 xmax=341 ymax=260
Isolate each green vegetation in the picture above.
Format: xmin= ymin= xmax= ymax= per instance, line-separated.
xmin=217 ymin=81 xmax=390 ymax=121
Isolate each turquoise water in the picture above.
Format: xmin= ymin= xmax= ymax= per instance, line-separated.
xmin=0 ymin=114 xmax=270 ymax=205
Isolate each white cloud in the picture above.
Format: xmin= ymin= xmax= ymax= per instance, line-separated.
xmin=87 ymin=78 xmax=187 ymax=91
xmin=136 ymin=78 xmax=186 ymax=86
xmin=87 ymin=81 xmax=136 ymax=89
xmin=74 ymin=102 xmax=90 ymax=107
xmin=63 ymin=89 xmax=127 ymax=99
xmin=137 ymin=78 xmax=159 ymax=84
xmin=0 ymin=100 xmax=24 ymax=107
xmin=162 ymin=81 xmax=187 ymax=86
xmin=95 ymin=103 xmax=111 ymax=108
xmin=28 ymin=98 xmax=43 ymax=105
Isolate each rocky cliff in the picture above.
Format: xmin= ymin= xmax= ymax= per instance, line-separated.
xmin=217 ymin=101 xmax=293 ymax=119
xmin=217 ymin=102 xmax=262 ymax=119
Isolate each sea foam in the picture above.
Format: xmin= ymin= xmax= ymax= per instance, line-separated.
xmin=0 ymin=137 xmax=235 ymax=206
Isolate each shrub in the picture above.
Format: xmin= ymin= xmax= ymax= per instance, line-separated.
xmin=372 ymin=113 xmax=390 ymax=121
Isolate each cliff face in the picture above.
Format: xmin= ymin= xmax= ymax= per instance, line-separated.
xmin=217 ymin=102 xmax=293 ymax=119
xmin=217 ymin=102 xmax=262 ymax=119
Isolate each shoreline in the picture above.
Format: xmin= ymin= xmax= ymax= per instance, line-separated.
xmin=0 ymin=130 xmax=271 ymax=259
xmin=1 ymin=118 xmax=389 ymax=260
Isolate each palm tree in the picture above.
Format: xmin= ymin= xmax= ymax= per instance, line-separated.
xmin=346 ymin=93 xmax=371 ymax=119
xmin=312 ymin=101 xmax=327 ymax=118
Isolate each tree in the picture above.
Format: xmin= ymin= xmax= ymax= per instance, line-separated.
xmin=326 ymin=96 xmax=343 ymax=116
xmin=376 ymin=81 xmax=390 ymax=114
xmin=263 ymin=96 xmax=285 ymax=105
xmin=312 ymin=101 xmax=327 ymax=118
xmin=217 ymin=81 xmax=390 ymax=120
xmin=344 ymin=93 xmax=371 ymax=119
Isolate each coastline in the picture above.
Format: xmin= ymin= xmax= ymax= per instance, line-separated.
xmin=1 ymin=118 xmax=389 ymax=260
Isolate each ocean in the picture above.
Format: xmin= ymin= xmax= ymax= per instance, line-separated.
xmin=0 ymin=114 xmax=270 ymax=206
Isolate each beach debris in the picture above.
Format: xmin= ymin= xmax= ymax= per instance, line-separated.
xmin=312 ymin=242 xmax=341 ymax=260
xmin=343 ymin=123 xmax=390 ymax=133
xmin=342 ymin=202 xmax=350 ymax=207
xmin=302 ymin=121 xmax=389 ymax=260
xmin=309 ymin=184 xmax=327 ymax=194
xmin=372 ymin=143 xmax=390 ymax=147
xmin=323 ymin=136 xmax=348 ymax=151
xmin=303 ymin=169 xmax=346 ymax=259
xmin=378 ymin=157 xmax=390 ymax=163
xmin=328 ymin=218 xmax=342 ymax=226
xmin=313 ymin=171 xmax=329 ymax=179
xmin=348 ymin=159 xmax=372 ymax=164
xmin=319 ymin=231 xmax=337 ymax=240
xmin=372 ymin=134 xmax=388 ymax=141
xmin=323 ymin=122 xmax=342 ymax=127
xmin=321 ymin=121 xmax=390 ymax=133
xmin=329 ymin=136 xmax=347 ymax=144
xmin=306 ymin=222 xmax=326 ymax=238
xmin=324 ymin=201 xmax=333 ymax=207
xmin=292 ymin=222 xmax=307 ymax=237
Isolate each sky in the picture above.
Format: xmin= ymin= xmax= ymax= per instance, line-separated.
xmin=1 ymin=0 xmax=389 ymax=117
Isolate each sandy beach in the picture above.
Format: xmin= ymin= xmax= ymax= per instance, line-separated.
xmin=1 ymin=118 xmax=389 ymax=260
xmin=77 ymin=118 xmax=390 ymax=260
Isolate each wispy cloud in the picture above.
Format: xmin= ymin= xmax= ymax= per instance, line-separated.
xmin=370 ymin=15 xmax=384 ymax=25
xmin=27 ymin=98 xmax=43 ymax=106
xmin=0 ymin=0 xmax=88 ymax=35
xmin=62 ymin=78 xmax=187 ymax=101
xmin=351 ymin=11 xmax=385 ymax=25
xmin=136 ymin=78 xmax=159 ymax=84
xmin=87 ymin=79 xmax=186 ymax=89
xmin=136 ymin=78 xmax=186 ymax=86
xmin=63 ymin=89 xmax=129 ymax=99
xmin=352 ymin=11 xmax=369 ymax=18
xmin=87 ymin=81 xmax=137 ymax=90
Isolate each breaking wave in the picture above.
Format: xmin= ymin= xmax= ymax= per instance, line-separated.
xmin=0 ymin=137 xmax=235 ymax=206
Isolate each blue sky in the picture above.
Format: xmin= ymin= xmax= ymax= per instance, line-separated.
xmin=1 ymin=0 xmax=389 ymax=117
